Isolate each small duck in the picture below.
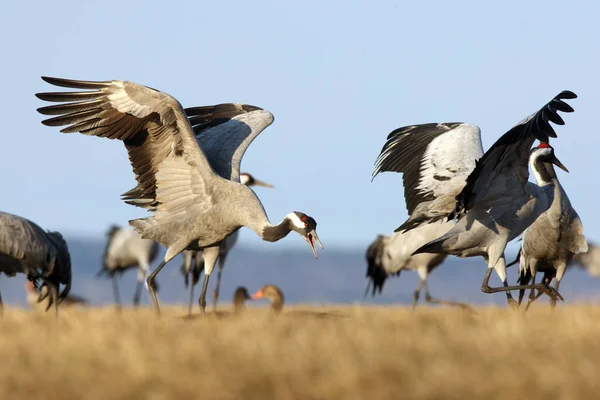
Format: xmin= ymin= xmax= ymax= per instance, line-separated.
xmin=251 ymin=284 xmax=284 ymax=313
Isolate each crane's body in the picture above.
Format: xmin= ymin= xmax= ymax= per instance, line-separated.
xmin=180 ymin=172 xmax=273 ymax=315
xmin=515 ymin=175 xmax=587 ymax=309
xmin=0 ymin=211 xmax=71 ymax=315
xmin=99 ymin=225 xmax=160 ymax=308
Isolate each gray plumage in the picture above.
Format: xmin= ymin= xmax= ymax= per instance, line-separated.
xmin=180 ymin=172 xmax=273 ymax=315
xmin=364 ymin=226 xmax=473 ymax=311
xmin=36 ymin=77 xmax=322 ymax=314
xmin=374 ymin=91 xmax=576 ymax=307
xmin=0 ymin=211 xmax=71 ymax=315
xmin=510 ymin=171 xmax=587 ymax=309
xmin=99 ymin=224 xmax=160 ymax=309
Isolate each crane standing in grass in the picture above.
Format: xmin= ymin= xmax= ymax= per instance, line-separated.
xmin=36 ymin=77 xmax=322 ymax=315
xmin=98 ymin=224 xmax=160 ymax=309
xmin=181 ymin=172 xmax=273 ymax=315
xmin=364 ymin=230 xmax=473 ymax=311
xmin=0 ymin=211 xmax=71 ymax=316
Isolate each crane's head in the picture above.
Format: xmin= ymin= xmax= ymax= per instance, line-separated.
xmin=240 ymin=172 xmax=274 ymax=188
xmin=530 ymin=142 xmax=569 ymax=173
xmin=288 ymin=212 xmax=323 ymax=258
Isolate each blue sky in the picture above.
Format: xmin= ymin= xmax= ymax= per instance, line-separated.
xmin=1 ymin=0 xmax=598 ymax=253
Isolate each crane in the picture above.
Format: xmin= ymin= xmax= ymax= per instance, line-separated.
xmin=373 ymin=91 xmax=576 ymax=307
xmin=98 ymin=224 xmax=160 ymax=309
xmin=36 ymin=77 xmax=322 ymax=314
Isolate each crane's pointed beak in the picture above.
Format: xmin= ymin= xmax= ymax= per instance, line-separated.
xmin=253 ymin=178 xmax=274 ymax=188
xmin=251 ymin=289 xmax=264 ymax=299
xmin=305 ymin=230 xmax=323 ymax=258
xmin=552 ymin=154 xmax=569 ymax=173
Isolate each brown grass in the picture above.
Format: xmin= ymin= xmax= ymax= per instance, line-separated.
xmin=0 ymin=304 xmax=598 ymax=400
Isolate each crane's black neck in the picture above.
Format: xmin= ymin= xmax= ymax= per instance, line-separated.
xmin=531 ymin=158 xmax=557 ymax=187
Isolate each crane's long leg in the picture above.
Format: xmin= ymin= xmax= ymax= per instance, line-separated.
xmin=412 ymin=280 xmax=424 ymax=311
xmin=198 ymin=246 xmax=220 ymax=314
xmin=49 ymin=283 xmax=59 ymax=318
xmin=423 ymin=281 xmax=475 ymax=313
xmin=187 ymin=277 xmax=196 ymax=317
xmin=147 ymin=260 xmax=168 ymax=315
xmin=133 ymin=265 xmax=148 ymax=307
xmin=481 ymin=267 xmax=563 ymax=307
xmin=212 ymin=251 xmax=229 ymax=311
xmin=524 ymin=274 xmax=537 ymax=312
xmin=111 ymin=275 xmax=122 ymax=311
xmin=0 ymin=283 xmax=4 ymax=318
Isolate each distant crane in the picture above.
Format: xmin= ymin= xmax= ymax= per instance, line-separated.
xmin=511 ymin=155 xmax=587 ymax=310
xmin=98 ymin=224 xmax=160 ymax=309
xmin=364 ymin=229 xmax=473 ymax=311
xmin=373 ymin=91 xmax=576 ymax=307
xmin=0 ymin=211 xmax=71 ymax=316
xmin=37 ymin=76 xmax=322 ymax=315
xmin=181 ymin=172 xmax=273 ymax=315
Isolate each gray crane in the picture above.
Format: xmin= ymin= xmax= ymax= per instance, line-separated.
xmin=511 ymin=154 xmax=587 ymax=310
xmin=98 ymin=224 xmax=160 ymax=309
xmin=0 ymin=211 xmax=71 ymax=315
xmin=36 ymin=76 xmax=323 ymax=315
xmin=364 ymin=228 xmax=473 ymax=311
xmin=181 ymin=172 xmax=273 ymax=315
xmin=373 ymin=91 xmax=576 ymax=307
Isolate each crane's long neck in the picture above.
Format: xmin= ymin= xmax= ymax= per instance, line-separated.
xmin=261 ymin=216 xmax=293 ymax=242
xmin=246 ymin=213 xmax=295 ymax=242
xmin=530 ymin=157 xmax=557 ymax=187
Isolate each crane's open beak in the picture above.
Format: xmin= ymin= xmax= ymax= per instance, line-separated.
xmin=304 ymin=230 xmax=324 ymax=258
xmin=552 ymin=154 xmax=569 ymax=173
xmin=253 ymin=178 xmax=274 ymax=188
xmin=251 ymin=289 xmax=264 ymax=299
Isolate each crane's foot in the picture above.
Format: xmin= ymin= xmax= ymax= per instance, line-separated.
xmin=507 ymin=297 xmax=518 ymax=310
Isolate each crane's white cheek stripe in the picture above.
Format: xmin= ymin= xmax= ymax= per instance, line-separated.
xmin=287 ymin=213 xmax=305 ymax=229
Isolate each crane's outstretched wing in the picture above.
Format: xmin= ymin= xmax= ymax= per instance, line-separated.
xmin=185 ymin=104 xmax=274 ymax=182
xmin=373 ymin=123 xmax=484 ymax=231
xmin=451 ymin=90 xmax=577 ymax=219
xmin=36 ymin=77 xmax=217 ymax=221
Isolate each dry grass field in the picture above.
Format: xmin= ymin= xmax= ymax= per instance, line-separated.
xmin=0 ymin=304 xmax=598 ymax=400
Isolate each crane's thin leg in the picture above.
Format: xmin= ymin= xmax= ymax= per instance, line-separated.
xmin=0 ymin=284 xmax=4 ymax=318
xmin=524 ymin=274 xmax=537 ymax=312
xmin=481 ymin=268 xmax=563 ymax=306
xmin=133 ymin=266 xmax=147 ymax=307
xmin=412 ymin=280 xmax=424 ymax=311
xmin=550 ymin=280 xmax=561 ymax=309
xmin=147 ymin=260 xmax=168 ymax=315
xmin=49 ymin=283 xmax=59 ymax=318
xmin=198 ymin=246 xmax=219 ymax=315
xmin=212 ymin=252 xmax=228 ymax=311
xmin=423 ymin=281 xmax=476 ymax=313
xmin=187 ymin=279 xmax=196 ymax=317
xmin=112 ymin=275 xmax=122 ymax=312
